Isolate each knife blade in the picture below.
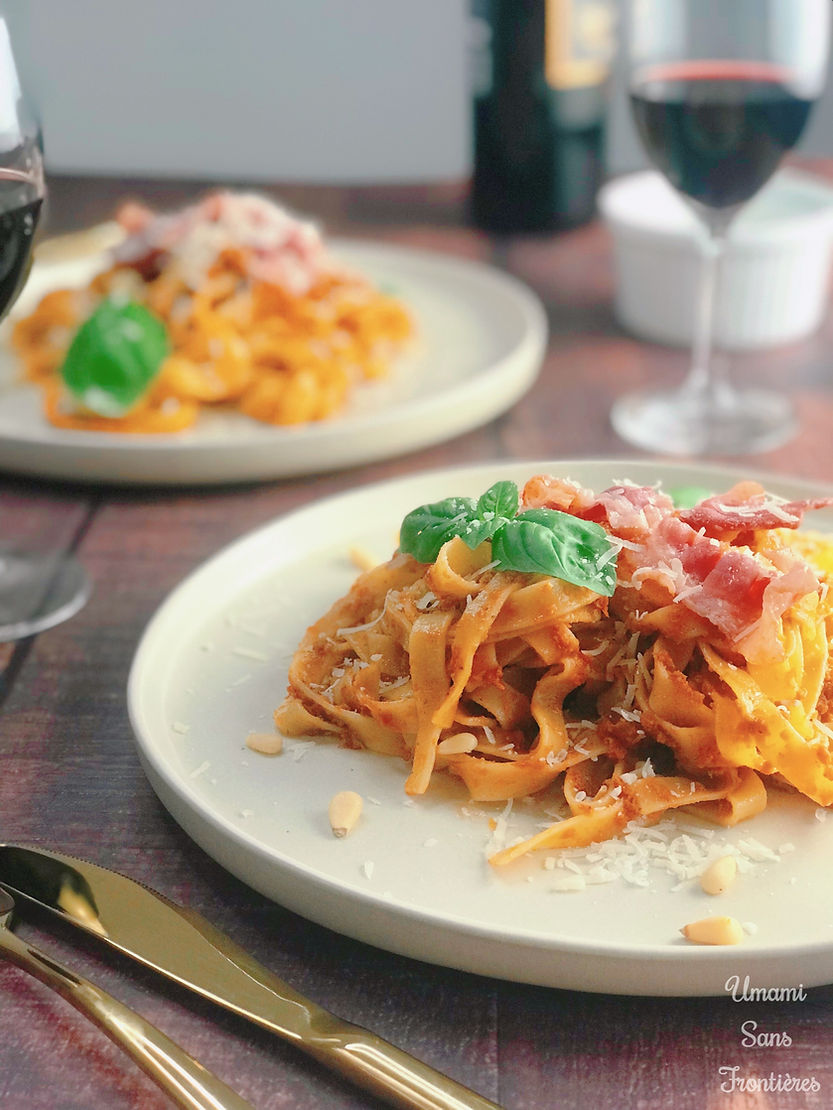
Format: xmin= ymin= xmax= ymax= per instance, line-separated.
xmin=0 ymin=844 xmax=502 ymax=1110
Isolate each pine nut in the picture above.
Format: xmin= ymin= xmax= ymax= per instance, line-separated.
xmin=680 ymin=916 xmax=744 ymax=946
xmin=328 ymin=790 xmax=363 ymax=838
xmin=700 ymin=855 xmax=737 ymax=895
xmin=246 ymin=731 xmax=284 ymax=755
xmin=436 ymin=732 xmax=478 ymax=755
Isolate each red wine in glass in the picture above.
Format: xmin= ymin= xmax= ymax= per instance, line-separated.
xmin=630 ymin=61 xmax=814 ymax=211
xmin=0 ymin=167 xmax=42 ymax=318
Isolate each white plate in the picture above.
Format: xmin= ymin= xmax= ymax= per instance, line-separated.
xmin=128 ymin=460 xmax=833 ymax=996
xmin=0 ymin=242 xmax=546 ymax=485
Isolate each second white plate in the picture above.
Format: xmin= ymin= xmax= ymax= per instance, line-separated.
xmin=128 ymin=459 xmax=833 ymax=996
xmin=0 ymin=241 xmax=546 ymax=485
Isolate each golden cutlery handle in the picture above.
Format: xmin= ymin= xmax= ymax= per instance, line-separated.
xmin=0 ymin=928 xmax=252 ymax=1110
xmin=305 ymin=1033 xmax=500 ymax=1110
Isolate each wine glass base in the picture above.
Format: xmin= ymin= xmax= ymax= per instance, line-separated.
xmin=610 ymin=387 xmax=798 ymax=457
xmin=0 ymin=549 xmax=91 ymax=641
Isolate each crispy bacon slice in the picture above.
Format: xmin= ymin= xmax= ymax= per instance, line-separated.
xmin=680 ymin=482 xmax=833 ymax=539
xmin=578 ymin=484 xmax=675 ymax=541
xmin=521 ymin=475 xmax=594 ymax=514
xmin=585 ymin=484 xmax=821 ymax=657
xmin=624 ymin=517 xmax=776 ymax=641
xmin=520 ymin=477 xmax=825 ymax=658
xmin=683 ymin=548 xmax=773 ymax=641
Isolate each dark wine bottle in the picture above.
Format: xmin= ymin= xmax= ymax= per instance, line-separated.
xmin=470 ymin=0 xmax=615 ymax=232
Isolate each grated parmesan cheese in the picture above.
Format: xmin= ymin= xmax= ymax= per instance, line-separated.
xmin=530 ymin=816 xmax=783 ymax=893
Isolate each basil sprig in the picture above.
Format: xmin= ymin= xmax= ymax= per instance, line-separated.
xmin=61 ymin=298 xmax=170 ymax=417
xmin=399 ymin=481 xmax=618 ymax=596
xmin=398 ymin=481 xmax=517 ymax=561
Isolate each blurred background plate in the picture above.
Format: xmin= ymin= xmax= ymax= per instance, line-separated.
xmin=0 ymin=240 xmax=546 ymax=485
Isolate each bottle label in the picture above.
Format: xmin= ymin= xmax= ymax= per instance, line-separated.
xmin=545 ymin=0 xmax=615 ymax=90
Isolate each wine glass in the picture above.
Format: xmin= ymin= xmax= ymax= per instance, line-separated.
xmin=0 ymin=17 xmax=90 ymax=640
xmin=611 ymin=0 xmax=831 ymax=456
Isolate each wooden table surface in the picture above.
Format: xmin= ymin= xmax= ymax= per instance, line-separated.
xmin=3 ymin=170 xmax=833 ymax=1110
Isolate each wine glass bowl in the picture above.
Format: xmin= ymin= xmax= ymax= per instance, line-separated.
xmin=0 ymin=168 xmax=43 ymax=314
xmin=630 ymin=60 xmax=815 ymax=217
xmin=611 ymin=0 xmax=831 ymax=456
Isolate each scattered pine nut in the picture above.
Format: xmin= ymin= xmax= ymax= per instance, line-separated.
xmin=680 ymin=916 xmax=743 ymax=946
xmin=349 ymin=544 xmax=381 ymax=572
xmin=700 ymin=854 xmax=737 ymax=895
xmin=436 ymin=732 xmax=478 ymax=756
xmin=246 ymin=731 xmax=284 ymax=756
xmin=328 ymin=790 xmax=363 ymax=838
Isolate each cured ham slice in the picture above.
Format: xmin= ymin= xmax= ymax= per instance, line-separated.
xmin=680 ymin=482 xmax=833 ymax=539
xmin=529 ymin=478 xmax=825 ymax=658
xmin=521 ymin=475 xmax=594 ymax=514
xmin=519 ymin=477 xmax=828 ymax=657
xmin=577 ymin=484 xmax=675 ymax=541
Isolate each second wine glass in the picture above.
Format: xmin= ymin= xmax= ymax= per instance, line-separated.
xmin=611 ymin=0 xmax=831 ymax=456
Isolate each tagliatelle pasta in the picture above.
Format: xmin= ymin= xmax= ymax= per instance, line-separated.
xmin=12 ymin=192 xmax=412 ymax=433
xmin=274 ymin=475 xmax=833 ymax=867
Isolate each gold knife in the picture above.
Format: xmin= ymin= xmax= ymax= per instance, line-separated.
xmin=0 ymin=844 xmax=502 ymax=1110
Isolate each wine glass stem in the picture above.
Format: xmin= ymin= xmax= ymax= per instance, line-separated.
xmin=684 ymin=223 xmax=729 ymax=409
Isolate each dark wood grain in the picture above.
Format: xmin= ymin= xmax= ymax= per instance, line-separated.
xmin=3 ymin=167 xmax=833 ymax=1109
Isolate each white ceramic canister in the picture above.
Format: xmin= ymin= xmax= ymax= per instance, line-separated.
xmin=598 ymin=168 xmax=833 ymax=350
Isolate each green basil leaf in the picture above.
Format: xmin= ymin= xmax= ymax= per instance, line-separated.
xmin=399 ymin=496 xmax=478 ymax=563
xmin=458 ymin=481 xmax=519 ymax=549
xmin=457 ymin=516 xmax=500 ymax=549
xmin=492 ymin=508 xmax=618 ymax=595
xmin=669 ymin=485 xmax=714 ymax=509
xmin=61 ymin=299 xmax=170 ymax=417
xmin=477 ymin=480 xmax=518 ymax=521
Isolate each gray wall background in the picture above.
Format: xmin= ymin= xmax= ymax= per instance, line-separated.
xmin=8 ymin=0 xmax=833 ymax=185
